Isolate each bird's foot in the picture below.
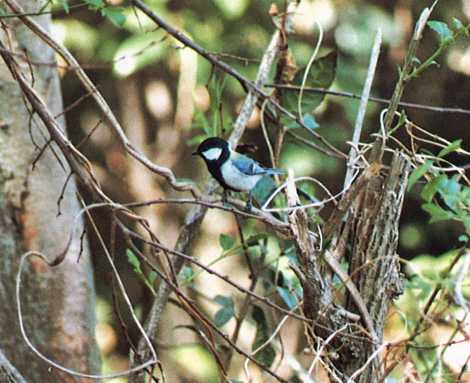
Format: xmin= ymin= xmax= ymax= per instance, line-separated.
xmin=245 ymin=194 xmax=253 ymax=212
xmin=222 ymin=190 xmax=231 ymax=208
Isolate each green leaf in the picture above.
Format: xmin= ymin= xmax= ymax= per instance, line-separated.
xmin=102 ymin=7 xmax=127 ymax=27
xmin=428 ymin=20 xmax=454 ymax=43
xmin=148 ymin=271 xmax=158 ymax=286
xmin=84 ymin=0 xmax=104 ymax=9
xmin=452 ymin=18 xmax=465 ymax=32
xmin=422 ymin=203 xmax=454 ymax=223
xmin=281 ymin=116 xmax=300 ymax=129
xmin=219 ymin=234 xmax=235 ymax=251
xmin=214 ymin=295 xmax=235 ymax=327
xmin=214 ymin=295 xmax=234 ymax=308
xmin=252 ymin=306 xmax=276 ymax=367
xmin=420 ymin=175 xmax=447 ymax=202
xmin=302 ymin=113 xmax=319 ymax=130
xmin=284 ymin=51 xmax=337 ymax=114
xmin=126 ymin=249 xmax=156 ymax=294
xmin=276 ymin=287 xmax=298 ymax=309
xmin=438 ymin=139 xmax=461 ymax=158
xmin=438 ymin=175 xmax=461 ymax=210
xmin=407 ymin=160 xmax=433 ymax=191
xmin=57 ymin=0 xmax=70 ymax=13
xmin=252 ymin=175 xmax=277 ymax=206
xmin=126 ymin=249 xmax=143 ymax=276
xmin=214 ymin=307 xmax=234 ymax=327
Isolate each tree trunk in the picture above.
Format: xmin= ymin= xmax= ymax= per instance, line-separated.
xmin=291 ymin=152 xmax=410 ymax=382
xmin=0 ymin=1 xmax=100 ymax=381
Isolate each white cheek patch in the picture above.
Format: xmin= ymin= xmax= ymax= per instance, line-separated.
xmin=202 ymin=147 xmax=222 ymax=161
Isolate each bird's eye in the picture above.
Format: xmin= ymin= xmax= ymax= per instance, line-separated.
xmin=202 ymin=148 xmax=222 ymax=160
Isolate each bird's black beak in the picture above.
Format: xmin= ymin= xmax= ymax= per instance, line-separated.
xmin=192 ymin=151 xmax=199 ymax=156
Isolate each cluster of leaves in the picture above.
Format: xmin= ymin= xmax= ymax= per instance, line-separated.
xmin=189 ymin=75 xmax=232 ymax=145
xmin=407 ymin=18 xmax=470 ymax=80
xmin=407 ymin=139 xmax=469 ymax=235
xmin=58 ymin=0 xmax=126 ymax=26
xmin=398 ymin=18 xmax=470 ymax=376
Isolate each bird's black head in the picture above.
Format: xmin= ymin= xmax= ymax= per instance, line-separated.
xmin=192 ymin=137 xmax=230 ymax=164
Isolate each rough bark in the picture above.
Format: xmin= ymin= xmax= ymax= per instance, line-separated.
xmin=293 ymin=152 xmax=410 ymax=382
xmin=341 ymin=152 xmax=409 ymax=381
xmin=0 ymin=1 xmax=100 ymax=381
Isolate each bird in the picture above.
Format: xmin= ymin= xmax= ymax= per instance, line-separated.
xmin=193 ymin=137 xmax=284 ymax=210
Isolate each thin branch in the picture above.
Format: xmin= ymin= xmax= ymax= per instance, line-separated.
xmin=266 ymin=86 xmax=470 ymax=116
xmin=129 ymin=14 xmax=290 ymax=378
xmin=3 ymin=0 xmax=201 ymax=197
xmin=16 ymin=250 xmax=158 ymax=380
xmin=370 ymin=3 xmax=436 ymax=162
xmin=123 ymin=231 xmax=290 ymax=383
xmin=0 ymin=349 xmax=27 ymax=383
xmin=0 ymin=2 xmax=87 ymax=18
xmin=123 ymin=227 xmax=310 ymax=324
xmin=130 ymin=0 xmax=346 ymax=159
xmin=344 ymin=29 xmax=382 ymax=187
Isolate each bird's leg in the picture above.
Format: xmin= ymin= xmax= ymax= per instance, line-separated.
xmin=245 ymin=191 xmax=253 ymax=212
xmin=222 ymin=189 xmax=231 ymax=207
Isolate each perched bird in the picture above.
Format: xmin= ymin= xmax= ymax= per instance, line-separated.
xmin=193 ymin=137 xmax=284 ymax=210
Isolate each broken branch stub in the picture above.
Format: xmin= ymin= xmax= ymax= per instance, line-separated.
xmin=293 ymin=152 xmax=410 ymax=382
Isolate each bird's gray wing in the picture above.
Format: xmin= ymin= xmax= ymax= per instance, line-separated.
xmin=232 ymin=153 xmax=285 ymax=175
xmin=231 ymin=153 xmax=267 ymax=175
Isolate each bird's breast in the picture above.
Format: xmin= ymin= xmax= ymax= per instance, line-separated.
xmin=220 ymin=161 xmax=263 ymax=192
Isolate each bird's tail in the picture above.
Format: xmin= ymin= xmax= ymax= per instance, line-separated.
xmin=265 ymin=168 xmax=286 ymax=175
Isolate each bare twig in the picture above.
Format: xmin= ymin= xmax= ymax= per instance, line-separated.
xmin=370 ymin=4 xmax=436 ymax=162
xmin=16 ymin=250 xmax=157 ymax=379
xmin=0 ymin=2 xmax=87 ymax=18
xmin=344 ymin=29 xmax=382 ymax=187
xmin=0 ymin=349 xmax=27 ymax=383
xmin=123 ymin=231 xmax=291 ymax=383
xmin=266 ymin=86 xmax=470 ymax=116
xmin=129 ymin=14 xmax=290 ymax=379
xmin=454 ymin=251 xmax=470 ymax=315
xmin=3 ymin=0 xmax=201 ymax=197
xmin=131 ymin=0 xmax=346 ymax=159
xmin=123 ymin=228 xmax=310 ymax=324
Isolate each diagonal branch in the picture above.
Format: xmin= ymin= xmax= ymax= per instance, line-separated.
xmin=3 ymin=0 xmax=201 ymax=197
xmin=344 ymin=29 xmax=382 ymax=187
xmin=0 ymin=348 xmax=27 ymax=383
xmin=267 ymin=85 xmax=470 ymax=116
xmin=131 ymin=0 xmax=346 ymax=159
xmin=129 ymin=13 xmax=291 ymax=379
